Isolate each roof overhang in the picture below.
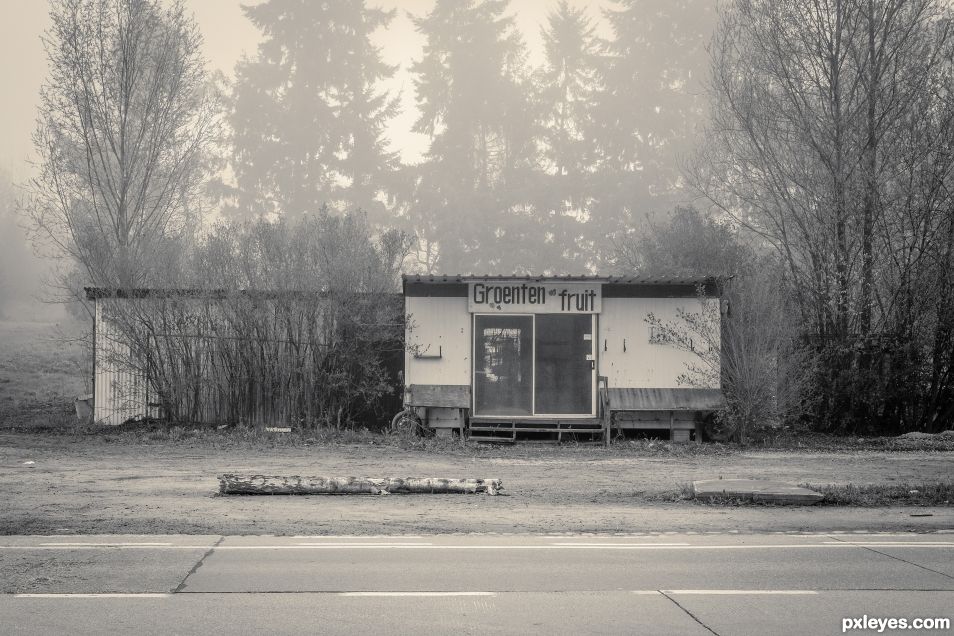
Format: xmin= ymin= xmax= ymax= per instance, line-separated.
xmin=402 ymin=274 xmax=723 ymax=298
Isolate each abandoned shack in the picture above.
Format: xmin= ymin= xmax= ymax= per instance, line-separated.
xmin=86 ymin=275 xmax=725 ymax=441
xmin=401 ymin=275 xmax=725 ymax=443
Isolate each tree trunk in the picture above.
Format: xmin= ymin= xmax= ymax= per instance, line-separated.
xmin=860 ymin=0 xmax=877 ymax=337
xmin=218 ymin=475 xmax=503 ymax=496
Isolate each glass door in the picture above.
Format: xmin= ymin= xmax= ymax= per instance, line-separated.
xmin=473 ymin=313 xmax=595 ymax=417
xmin=473 ymin=315 xmax=534 ymax=416
xmin=534 ymin=314 xmax=594 ymax=415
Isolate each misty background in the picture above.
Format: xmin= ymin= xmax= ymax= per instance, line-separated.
xmin=0 ymin=0 xmax=713 ymax=318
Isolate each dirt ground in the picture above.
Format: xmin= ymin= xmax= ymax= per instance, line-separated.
xmin=2 ymin=432 xmax=953 ymax=535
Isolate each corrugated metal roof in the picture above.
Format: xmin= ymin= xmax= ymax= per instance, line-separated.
xmin=607 ymin=388 xmax=725 ymax=411
xmin=402 ymin=274 xmax=722 ymax=285
xmin=85 ymin=287 xmax=403 ymax=300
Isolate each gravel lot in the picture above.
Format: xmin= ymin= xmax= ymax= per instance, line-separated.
xmin=2 ymin=432 xmax=952 ymax=535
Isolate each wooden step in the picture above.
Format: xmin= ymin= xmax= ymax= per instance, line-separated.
xmin=468 ymin=436 xmax=517 ymax=443
xmin=472 ymin=426 xmax=600 ymax=434
xmin=467 ymin=417 xmax=607 ymax=444
xmin=470 ymin=417 xmax=601 ymax=426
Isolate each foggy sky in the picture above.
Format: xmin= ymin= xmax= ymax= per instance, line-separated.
xmin=0 ymin=0 xmax=619 ymax=180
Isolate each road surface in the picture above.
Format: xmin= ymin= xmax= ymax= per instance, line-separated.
xmin=1 ymin=533 xmax=952 ymax=634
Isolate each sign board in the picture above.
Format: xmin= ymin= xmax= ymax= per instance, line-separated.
xmin=468 ymin=281 xmax=601 ymax=314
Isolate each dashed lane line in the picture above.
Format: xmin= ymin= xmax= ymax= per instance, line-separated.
xmin=549 ymin=543 xmax=690 ymax=547
xmin=663 ymin=590 xmax=819 ymax=595
xmin=14 ymin=594 xmax=171 ymax=598
xmin=339 ymin=592 xmax=496 ymax=597
xmin=39 ymin=542 xmax=173 ymax=547
xmin=295 ymin=542 xmax=434 ymax=546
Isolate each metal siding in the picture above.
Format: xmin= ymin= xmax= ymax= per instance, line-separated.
xmin=90 ymin=295 xmax=356 ymax=428
xmin=405 ymin=296 xmax=471 ymax=388
xmin=598 ymin=297 xmax=721 ymax=389
xmin=93 ymin=298 xmax=149 ymax=425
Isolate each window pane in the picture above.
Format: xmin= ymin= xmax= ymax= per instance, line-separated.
xmin=534 ymin=314 xmax=593 ymax=414
xmin=473 ymin=315 xmax=533 ymax=416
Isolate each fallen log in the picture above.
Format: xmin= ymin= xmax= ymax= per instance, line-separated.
xmin=218 ymin=475 xmax=503 ymax=496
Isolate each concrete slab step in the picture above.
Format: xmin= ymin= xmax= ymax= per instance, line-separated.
xmin=692 ymin=479 xmax=824 ymax=505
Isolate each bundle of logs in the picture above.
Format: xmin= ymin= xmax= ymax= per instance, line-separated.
xmin=218 ymin=474 xmax=503 ymax=496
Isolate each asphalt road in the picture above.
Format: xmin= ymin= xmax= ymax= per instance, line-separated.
xmin=1 ymin=533 xmax=952 ymax=635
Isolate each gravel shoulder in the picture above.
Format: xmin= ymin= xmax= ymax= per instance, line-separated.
xmin=2 ymin=433 xmax=952 ymax=535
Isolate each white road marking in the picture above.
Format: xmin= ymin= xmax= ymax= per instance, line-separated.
xmin=663 ymin=590 xmax=820 ymax=595
xmin=0 ymin=546 xmax=213 ymax=550
xmin=822 ymin=542 xmax=954 ymax=546
xmin=290 ymin=535 xmax=426 ymax=539
xmin=295 ymin=542 xmax=434 ymax=547
xmin=39 ymin=542 xmax=173 ymax=547
xmin=648 ymin=544 xmax=954 ymax=550
xmin=211 ymin=544 xmax=845 ymax=550
xmin=549 ymin=543 xmax=691 ymax=547
xmin=37 ymin=534 xmax=206 ymax=538
xmin=1 ymin=543 xmax=951 ymax=551
xmin=14 ymin=593 xmax=170 ymax=598
xmin=207 ymin=542 xmax=954 ymax=551
xmin=339 ymin=592 xmax=496 ymax=597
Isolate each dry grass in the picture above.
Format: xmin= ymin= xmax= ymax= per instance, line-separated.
xmin=681 ymin=482 xmax=954 ymax=507
xmin=807 ymin=482 xmax=954 ymax=506
xmin=50 ymin=421 xmax=746 ymax=458
xmin=641 ymin=483 xmax=696 ymax=502
xmin=751 ymin=427 xmax=954 ymax=452
xmin=0 ymin=320 xmax=89 ymax=428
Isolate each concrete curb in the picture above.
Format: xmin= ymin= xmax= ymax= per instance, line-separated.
xmin=692 ymin=479 xmax=824 ymax=505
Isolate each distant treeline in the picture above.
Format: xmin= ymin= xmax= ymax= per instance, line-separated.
xmin=223 ymin=0 xmax=714 ymax=274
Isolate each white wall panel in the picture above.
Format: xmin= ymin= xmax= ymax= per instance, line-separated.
xmin=93 ymin=298 xmax=148 ymax=426
xmin=404 ymin=296 xmax=471 ymax=387
xmin=598 ymin=297 xmax=720 ymax=389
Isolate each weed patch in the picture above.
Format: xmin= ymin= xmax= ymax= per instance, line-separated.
xmin=641 ymin=483 xmax=695 ymax=502
xmin=807 ymin=483 xmax=954 ymax=506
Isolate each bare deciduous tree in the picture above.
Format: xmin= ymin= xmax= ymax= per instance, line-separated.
xmin=28 ymin=0 xmax=219 ymax=293
xmin=647 ymin=268 xmax=816 ymax=443
xmin=619 ymin=206 xmax=815 ymax=442
xmin=100 ymin=210 xmax=411 ymax=430
xmin=693 ymin=0 xmax=954 ymax=433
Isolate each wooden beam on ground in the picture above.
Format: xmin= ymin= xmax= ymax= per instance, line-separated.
xmin=218 ymin=475 xmax=503 ymax=496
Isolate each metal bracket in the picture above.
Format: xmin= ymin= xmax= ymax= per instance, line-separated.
xmin=414 ymin=345 xmax=442 ymax=359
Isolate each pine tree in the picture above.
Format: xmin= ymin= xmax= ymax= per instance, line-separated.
xmin=591 ymin=0 xmax=716 ymax=257
xmin=532 ymin=1 xmax=605 ymax=269
xmin=537 ymin=1 xmax=603 ymax=184
xmin=228 ymin=0 xmax=399 ymax=224
xmin=407 ymin=0 xmax=538 ymax=273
